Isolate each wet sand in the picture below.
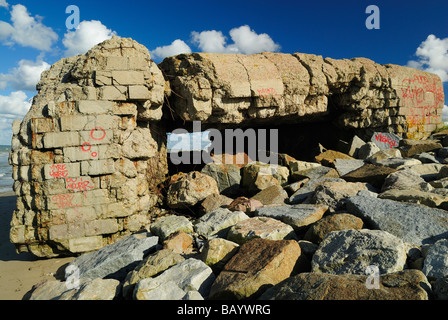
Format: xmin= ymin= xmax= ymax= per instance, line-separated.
xmin=0 ymin=191 xmax=74 ymax=300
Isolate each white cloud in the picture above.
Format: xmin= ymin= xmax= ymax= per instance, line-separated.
xmin=191 ymin=30 xmax=230 ymax=53
xmin=191 ymin=25 xmax=280 ymax=55
xmin=0 ymin=91 xmax=31 ymax=117
xmin=63 ymin=20 xmax=117 ymax=57
xmin=407 ymin=34 xmax=448 ymax=82
xmin=0 ymin=4 xmax=58 ymax=51
xmin=0 ymin=0 xmax=9 ymax=9
xmin=443 ymin=105 xmax=448 ymax=123
xmin=0 ymin=57 xmax=50 ymax=91
xmin=150 ymin=39 xmax=192 ymax=60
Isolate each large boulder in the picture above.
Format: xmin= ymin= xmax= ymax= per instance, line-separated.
xmin=311 ymin=229 xmax=407 ymax=275
xmin=209 ymin=239 xmax=301 ymax=299
xmin=259 ymin=270 xmax=431 ymax=300
xmin=166 ymin=171 xmax=220 ymax=209
xmin=201 ymin=162 xmax=241 ymax=196
xmin=345 ymin=194 xmax=448 ymax=246
xmin=65 ymin=233 xmax=159 ymax=281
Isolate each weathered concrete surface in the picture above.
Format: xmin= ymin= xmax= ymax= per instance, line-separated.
xmin=160 ymin=53 xmax=444 ymax=139
xmin=9 ymin=37 xmax=168 ymax=257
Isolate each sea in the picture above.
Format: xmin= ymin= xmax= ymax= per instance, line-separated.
xmin=0 ymin=145 xmax=13 ymax=193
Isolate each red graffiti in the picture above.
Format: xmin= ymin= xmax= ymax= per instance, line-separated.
xmin=90 ymin=127 xmax=106 ymax=140
xmin=374 ymin=133 xmax=397 ymax=148
xmin=257 ymin=88 xmax=278 ymax=98
xmin=51 ymin=193 xmax=80 ymax=210
xmin=49 ymin=164 xmax=68 ymax=179
xmin=66 ymin=177 xmax=94 ymax=192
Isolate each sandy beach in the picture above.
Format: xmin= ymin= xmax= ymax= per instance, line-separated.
xmin=0 ymin=191 xmax=74 ymax=300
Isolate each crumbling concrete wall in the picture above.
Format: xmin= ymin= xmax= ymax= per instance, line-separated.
xmin=160 ymin=52 xmax=444 ymax=139
xmin=8 ymin=36 xmax=445 ymax=258
xmin=9 ymin=37 xmax=168 ymax=257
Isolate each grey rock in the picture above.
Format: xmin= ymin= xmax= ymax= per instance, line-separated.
xmin=133 ymin=258 xmax=215 ymax=300
xmin=414 ymin=152 xmax=440 ymax=164
xmin=398 ymin=163 xmax=445 ymax=181
xmin=347 ymin=135 xmax=365 ymax=158
xmin=254 ymin=204 xmax=328 ymax=230
xmin=433 ymin=276 xmax=448 ymax=300
xmin=381 ymin=169 xmax=430 ymax=192
xmin=311 ymin=229 xmax=407 ymax=275
xmin=345 ymin=194 xmax=448 ymax=246
xmin=374 ymin=158 xmax=421 ymax=169
xmin=201 ymin=162 xmax=241 ymax=196
xmin=370 ymin=132 xmax=401 ymax=150
xmin=150 ymin=215 xmax=194 ymax=241
xmin=422 ymin=239 xmax=448 ymax=280
xmin=194 ymin=208 xmax=249 ymax=238
xmin=288 ymin=177 xmax=345 ymax=204
xmin=66 ymin=233 xmax=159 ymax=281
xmin=333 ymin=159 xmax=365 ymax=176
xmin=58 ymin=278 xmax=121 ymax=300
xmin=357 ymin=142 xmax=380 ymax=159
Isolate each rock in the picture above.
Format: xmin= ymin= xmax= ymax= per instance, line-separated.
xmin=194 ymin=208 xmax=249 ymax=238
xmin=198 ymin=193 xmax=233 ymax=214
xmin=399 ymin=139 xmax=442 ymax=157
xmin=437 ymin=165 xmax=448 ymax=179
xmin=304 ymin=213 xmax=364 ymax=244
xmin=308 ymin=180 xmax=370 ymax=211
xmin=166 ymin=171 xmax=220 ymax=209
xmin=414 ymin=152 xmax=439 ymax=164
xmin=28 ymin=280 xmax=72 ymax=300
xmin=122 ymin=249 xmax=185 ymax=299
xmin=288 ymin=160 xmax=321 ymax=173
xmin=370 ymin=132 xmax=401 ymax=150
xmin=66 ymin=233 xmax=159 ymax=281
xmin=209 ymin=239 xmax=301 ymax=299
xmin=29 ymin=278 xmax=121 ymax=300
xmin=367 ymin=148 xmax=402 ymax=163
xmin=311 ymin=229 xmax=407 ymax=275
xmin=259 ymin=270 xmax=431 ymax=300
xmin=398 ymin=163 xmax=445 ymax=181
xmin=374 ymin=158 xmax=422 ymax=169
xmin=422 ymin=239 xmax=448 ymax=280
xmin=342 ymin=163 xmax=396 ymax=189
xmin=381 ymin=170 xmax=430 ymax=192
xmin=251 ymin=184 xmax=288 ymax=206
xmin=347 ymin=135 xmax=365 ymax=158
xmin=241 ymin=162 xmax=289 ymax=194
xmin=227 ymin=197 xmax=263 ymax=214
xmin=211 ymin=152 xmax=252 ymax=168
xmin=162 ymin=231 xmax=194 ymax=254
xmin=227 ymin=217 xmax=296 ymax=244
xmin=284 ymin=178 xmax=309 ymax=195
xmin=150 ymin=215 xmax=194 ymax=241
xmin=291 ymin=166 xmax=339 ymax=181
xmin=133 ymin=258 xmax=215 ymax=300
xmin=315 ymin=150 xmax=354 ymax=166
xmin=430 ymin=177 xmax=448 ymax=188
xmin=333 ymin=159 xmax=365 ymax=176
xmin=201 ymin=162 xmax=241 ymax=196
xmin=345 ymin=194 xmax=448 ymax=246
xmin=254 ymin=204 xmax=327 ymax=231
xmin=288 ymin=177 xmax=345 ymax=204
xmin=201 ymin=238 xmax=239 ymax=273
xmin=58 ymin=278 xmax=121 ymax=300
xmin=378 ymin=189 xmax=448 ymax=208
xmin=438 ymin=147 xmax=448 ymax=159
xmin=357 ymin=142 xmax=381 ymax=159
xmin=433 ymin=276 xmax=448 ymax=300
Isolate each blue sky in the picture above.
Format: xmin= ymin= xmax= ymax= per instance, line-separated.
xmin=0 ymin=0 xmax=447 ymax=145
